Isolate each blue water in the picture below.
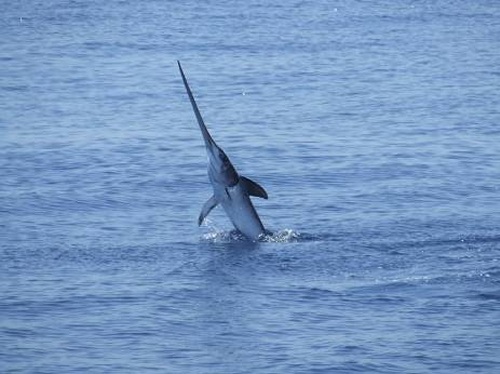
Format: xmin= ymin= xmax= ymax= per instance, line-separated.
xmin=1 ymin=0 xmax=500 ymax=372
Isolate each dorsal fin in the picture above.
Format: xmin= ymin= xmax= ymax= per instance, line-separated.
xmin=240 ymin=176 xmax=268 ymax=199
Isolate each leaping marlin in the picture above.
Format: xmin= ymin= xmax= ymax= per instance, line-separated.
xmin=178 ymin=61 xmax=269 ymax=240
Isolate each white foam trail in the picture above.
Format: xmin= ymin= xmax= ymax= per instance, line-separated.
xmin=260 ymin=229 xmax=303 ymax=243
xmin=200 ymin=224 xmax=304 ymax=243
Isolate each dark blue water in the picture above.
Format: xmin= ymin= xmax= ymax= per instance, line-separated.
xmin=1 ymin=1 xmax=500 ymax=372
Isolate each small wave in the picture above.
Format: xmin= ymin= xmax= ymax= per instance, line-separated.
xmin=476 ymin=292 xmax=500 ymax=301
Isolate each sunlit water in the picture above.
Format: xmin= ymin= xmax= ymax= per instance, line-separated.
xmin=1 ymin=1 xmax=499 ymax=373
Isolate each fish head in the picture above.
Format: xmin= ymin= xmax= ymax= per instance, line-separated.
xmin=206 ymin=141 xmax=239 ymax=187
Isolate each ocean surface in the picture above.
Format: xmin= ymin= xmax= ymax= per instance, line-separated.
xmin=1 ymin=0 xmax=500 ymax=373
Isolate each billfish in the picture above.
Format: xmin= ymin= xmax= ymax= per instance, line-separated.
xmin=178 ymin=61 xmax=269 ymax=240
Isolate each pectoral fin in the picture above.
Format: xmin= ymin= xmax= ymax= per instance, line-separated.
xmin=241 ymin=176 xmax=268 ymax=199
xmin=198 ymin=195 xmax=218 ymax=225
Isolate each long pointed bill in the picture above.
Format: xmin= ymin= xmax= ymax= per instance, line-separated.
xmin=178 ymin=61 xmax=218 ymax=153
